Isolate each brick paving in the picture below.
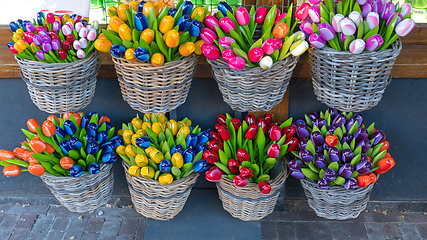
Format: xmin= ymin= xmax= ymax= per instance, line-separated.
xmin=0 ymin=202 xmax=427 ymax=239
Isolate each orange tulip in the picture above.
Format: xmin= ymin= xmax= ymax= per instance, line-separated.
xmin=95 ymin=39 xmax=113 ymax=53
xmin=27 ymin=118 xmax=41 ymax=134
xmin=140 ymin=28 xmax=155 ymax=45
xmin=109 ymin=16 xmax=125 ymax=32
xmin=163 ymin=29 xmax=179 ymax=48
xmin=28 ymin=163 xmax=45 ymax=176
xmin=117 ymin=3 xmax=129 ymax=22
xmin=42 ymin=120 xmax=56 ymax=137
xmin=0 ymin=149 xmax=15 ymax=163
xmin=3 ymin=165 xmax=21 ymax=177
xmin=272 ymin=23 xmax=289 ymax=39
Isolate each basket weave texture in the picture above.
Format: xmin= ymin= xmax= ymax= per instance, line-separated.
xmin=300 ymin=177 xmax=376 ymax=220
xmin=39 ymin=163 xmax=114 ymax=213
xmin=122 ymin=161 xmax=198 ymax=221
xmin=16 ymin=51 xmax=100 ymax=114
xmin=309 ymin=39 xmax=402 ymax=112
xmin=216 ymin=162 xmax=288 ymax=221
xmin=208 ymin=56 xmax=299 ymax=112
xmin=111 ymin=54 xmax=198 ymax=113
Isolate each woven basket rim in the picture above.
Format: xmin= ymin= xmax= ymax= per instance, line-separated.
xmin=300 ymin=174 xmax=378 ymax=192
xmin=110 ymin=53 xmax=198 ymax=68
xmin=40 ymin=162 xmax=110 ymax=180
xmin=15 ymin=50 xmax=100 ymax=67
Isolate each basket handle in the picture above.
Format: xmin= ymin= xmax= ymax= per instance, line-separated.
xmin=311 ymin=75 xmax=392 ymax=95
xmin=126 ymin=180 xmax=196 ymax=199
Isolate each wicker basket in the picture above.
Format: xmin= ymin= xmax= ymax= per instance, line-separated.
xmin=208 ymin=56 xmax=299 ymax=112
xmin=215 ymin=161 xmax=288 ymax=221
xmin=16 ymin=51 xmax=100 ymax=114
xmin=309 ymin=39 xmax=402 ymax=112
xmin=122 ymin=161 xmax=199 ymax=220
xmin=300 ymin=177 xmax=377 ymax=220
xmin=39 ymin=163 xmax=114 ymax=213
xmin=111 ymin=54 xmax=198 ymax=113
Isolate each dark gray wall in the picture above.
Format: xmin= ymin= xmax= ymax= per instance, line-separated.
xmin=0 ymin=77 xmax=425 ymax=201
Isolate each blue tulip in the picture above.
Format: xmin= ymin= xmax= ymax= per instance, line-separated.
xmin=88 ymin=112 xmax=97 ymax=117
xmin=86 ymin=134 xmax=96 ymax=142
xmin=185 ymin=133 xmax=197 ymax=149
xmin=16 ymin=19 xmax=23 ymax=28
xmin=102 ymin=152 xmax=117 ymax=164
xmin=70 ymin=165 xmax=84 ymax=177
xmin=176 ymin=15 xmax=191 ymax=31
xmin=68 ymin=136 xmax=83 ymax=150
xmin=180 ymin=1 xmax=193 ymax=16
xmin=37 ymin=16 xmax=43 ymax=26
xmin=23 ymin=20 xmax=30 ymax=30
xmin=137 ymin=1 xmax=147 ymax=12
xmin=37 ymin=12 xmax=44 ymax=18
xmin=134 ymin=12 xmax=148 ymax=31
xmin=55 ymin=126 xmax=66 ymax=139
xmin=9 ymin=22 xmax=19 ymax=32
xmin=183 ymin=148 xmax=195 ymax=163
xmin=100 ymin=121 xmax=112 ymax=131
xmin=7 ymin=42 xmax=14 ymax=48
xmin=134 ymin=47 xmax=150 ymax=62
xmin=71 ymin=14 xmax=77 ymax=20
xmin=101 ymin=142 xmax=115 ymax=154
xmin=159 ymin=160 xmax=172 ymax=173
xmin=86 ymin=141 xmax=99 ymax=155
xmin=63 ymin=120 xmax=77 ymax=136
xmin=189 ymin=19 xmax=202 ymax=37
xmin=97 ymin=130 xmax=109 ymax=145
xmin=135 ymin=137 xmax=151 ymax=149
xmin=110 ymin=136 xmax=123 ymax=149
xmin=86 ymin=122 xmax=98 ymax=137
xmin=110 ymin=44 xmax=126 ymax=58
xmin=168 ymin=8 xmax=177 ymax=17
xmin=81 ymin=19 xmax=88 ymax=26
xmin=60 ymin=139 xmax=71 ymax=154
xmin=171 ymin=144 xmax=184 ymax=155
xmin=81 ymin=116 xmax=90 ymax=129
xmin=88 ymin=162 xmax=101 ymax=174
xmin=197 ymin=130 xmax=211 ymax=145
xmin=193 ymin=160 xmax=209 ymax=173
xmin=194 ymin=143 xmax=207 ymax=154
xmin=218 ymin=1 xmax=233 ymax=16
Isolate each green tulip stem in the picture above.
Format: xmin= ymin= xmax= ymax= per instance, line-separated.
xmin=289 ymin=21 xmax=298 ymax=37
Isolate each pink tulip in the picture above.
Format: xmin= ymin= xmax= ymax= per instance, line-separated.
xmin=386 ymin=12 xmax=403 ymax=27
xmin=365 ymin=34 xmax=383 ymax=51
xmin=318 ymin=22 xmax=335 ymax=41
xmin=219 ymin=17 xmax=236 ymax=34
xmin=202 ymin=43 xmax=220 ymax=60
xmin=219 ymin=36 xmax=236 ymax=49
xmin=309 ymin=34 xmax=326 ymax=49
xmin=73 ymin=40 xmax=81 ymax=50
xmin=228 ymin=56 xmax=245 ymax=70
xmin=274 ymin=38 xmax=282 ymax=50
xmin=381 ymin=2 xmax=395 ymax=21
xmin=300 ymin=20 xmax=314 ymax=36
xmin=200 ymin=28 xmax=218 ymax=44
xmin=203 ymin=15 xmax=219 ymax=31
xmin=255 ymin=7 xmax=267 ymax=24
xmin=332 ymin=14 xmax=345 ymax=32
xmin=295 ymin=3 xmax=310 ymax=21
xmin=75 ymin=22 xmax=83 ymax=33
xmin=275 ymin=13 xmax=287 ymax=25
xmin=366 ymin=12 xmax=379 ymax=30
xmin=395 ymin=18 xmax=415 ymax=37
xmin=236 ymin=7 xmax=250 ymax=26
xmin=248 ymin=47 xmax=264 ymax=62
xmin=361 ymin=3 xmax=373 ymax=17
xmin=262 ymin=38 xmax=276 ymax=55
xmin=349 ymin=39 xmax=365 ymax=54
xmin=340 ymin=18 xmax=356 ymax=36
xmin=267 ymin=144 xmax=280 ymax=158
xmin=400 ymin=3 xmax=412 ymax=17
xmin=77 ymin=49 xmax=85 ymax=59
xmin=309 ymin=0 xmax=321 ymax=4
xmin=79 ymin=38 xmax=88 ymax=48
xmin=308 ymin=5 xmax=321 ymax=23
xmin=221 ymin=49 xmax=237 ymax=62
xmin=87 ymin=29 xmax=97 ymax=41
xmin=349 ymin=11 xmax=363 ymax=27
xmin=79 ymin=27 xmax=87 ymax=38
xmin=62 ymin=24 xmax=72 ymax=36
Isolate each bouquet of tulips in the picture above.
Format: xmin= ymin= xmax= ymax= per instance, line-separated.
xmin=8 ymin=12 xmax=100 ymax=63
xmin=0 ymin=112 xmax=118 ymax=178
xmin=296 ymin=0 xmax=415 ymax=53
xmin=200 ymin=2 xmax=309 ymax=70
xmin=95 ymin=0 xmax=207 ymax=66
xmin=204 ymin=113 xmax=297 ymax=194
xmin=289 ymin=108 xmax=395 ymax=190
xmin=116 ymin=113 xmax=209 ymax=185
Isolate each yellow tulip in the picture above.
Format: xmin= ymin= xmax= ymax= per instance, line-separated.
xmin=15 ymin=29 xmax=24 ymax=38
xmin=125 ymin=48 xmax=137 ymax=62
xmin=67 ymin=18 xmax=75 ymax=25
xmin=118 ymin=23 xmax=132 ymax=41
xmin=129 ymin=1 xmax=138 ymax=11
xmin=117 ymin=129 xmax=123 ymax=137
xmin=194 ymin=40 xmax=205 ymax=55
xmin=163 ymin=29 xmax=179 ymax=48
xmin=63 ymin=14 xmax=71 ymax=23
xmin=116 ymin=145 xmax=126 ymax=155
xmin=122 ymin=129 xmax=133 ymax=144
xmin=154 ymin=1 xmax=167 ymax=15
xmin=144 ymin=113 xmax=152 ymax=122
xmin=143 ymin=2 xmax=155 ymax=18
xmin=109 ymin=16 xmax=125 ymax=32
xmin=117 ymin=3 xmax=129 ymax=22
xmin=177 ymin=126 xmax=191 ymax=139
xmin=135 ymin=129 xmax=146 ymax=137
xmin=135 ymin=154 xmax=149 ymax=167
xmin=191 ymin=7 xmax=205 ymax=22
xmin=149 ymin=149 xmax=164 ymax=164
xmin=142 ymin=122 xmax=152 ymax=132
xmin=159 ymin=173 xmax=173 ymax=185
xmin=179 ymin=42 xmax=195 ymax=57
xmin=107 ymin=25 xmax=114 ymax=31
xmin=14 ymin=39 xmax=27 ymax=52
xmin=166 ymin=119 xmax=178 ymax=136
xmin=140 ymin=28 xmax=155 ymax=45
xmin=108 ymin=6 xmax=118 ymax=17
xmin=125 ymin=144 xmax=137 ymax=158
xmin=152 ymin=122 xmax=164 ymax=136
xmin=154 ymin=113 xmax=166 ymax=123
xmin=171 ymin=152 xmax=184 ymax=168
xmin=128 ymin=165 xmax=141 ymax=177
xmin=145 ymin=146 xmax=156 ymax=155
xmin=185 ymin=119 xmax=192 ymax=126
xmin=159 ymin=15 xmax=174 ymax=34
xmin=131 ymin=117 xmax=143 ymax=129
xmin=140 ymin=166 xmax=155 ymax=179
xmin=151 ymin=53 xmax=165 ymax=67
xmin=94 ymin=39 xmax=113 ymax=53
xmin=177 ymin=121 xmax=185 ymax=129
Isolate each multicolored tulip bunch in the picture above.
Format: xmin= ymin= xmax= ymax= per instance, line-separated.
xmin=288 ymin=108 xmax=394 ymax=190
xmin=204 ymin=113 xmax=296 ymax=194
xmin=95 ymin=0 xmax=207 ymax=66
xmin=116 ymin=114 xmax=209 ymax=185
xmin=0 ymin=112 xmax=117 ymax=178
xmin=296 ymin=0 xmax=415 ymax=53
xmin=200 ymin=3 xmax=308 ymax=70
xmin=8 ymin=12 xmax=100 ymax=63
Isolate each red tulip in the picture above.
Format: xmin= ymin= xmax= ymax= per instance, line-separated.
xmin=258 ymin=118 xmax=267 ymax=134
xmin=258 ymin=181 xmax=271 ymax=194
xmin=282 ymin=125 xmax=296 ymax=138
xmin=66 ymin=34 xmax=75 ymax=44
xmin=295 ymin=3 xmax=310 ymax=21
xmin=58 ymin=49 xmax=67 ymax=60
xmin=245 ymin=125 xmax=259 ymax=140
xmin=269 ymin=126 xmax=282 ymax=141
xmin=217 ymin=114 xmax=227 ymax=124
xmin=284 ymin=137 xmax=299 ymax=152
xmin=245 ymin=114 xmax=256 ymax=126
xmin=236 ymin=148 xmax=250 ymax=162
xmin=46 ymin=13 xmax=55 ymax=24
xmin=205 ymin=168 xmax=222 ymax=182
xmin=267 ymin=144 xmax=280 ymax=158
xmin=203 ymin=150 xmax=219 ymax=164
xmin=231 ymin=118 xmax=241 ymax=133
xmin=255 ymin=7 xmax=267 ymax=24
xmin=264 ymin=113 xmax=273 ymax=125
xmin=62 ymin=40 xmax=71 ymax=51
xmin=233 ymin=175 xmax=248 ymax=187
xmin=215 ymin=123 xmax=225 ymax=131
xmin=240 ymin=166 xmax=253 ymax=180
xmin=209 ymin=140 xmax=224 ymax=153
xmin=218 ymin=125 xmax=231 ymax=141
xmin=209 ymin=130 xmax=222 ymax=142
xmin=228 ymin=159 xmax=240 ymax=174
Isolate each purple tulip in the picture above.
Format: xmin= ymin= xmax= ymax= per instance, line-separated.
xmin=200 ymin=28 xmax=217 ymax=44
xmin=296 ymin=124 xmax=310 ymax=139
xmin=293 ymin=118 xmax=307 ymax=126
xmin=366 ymin=12 xmax=380 ymax=30
xmin=354 ymin=114 xmax=364 ymax=127
xmin=201 ymin=43 xmax=220 ymax=60
xmin=289 ymin=159 xmax=304 ymax=171
xmin=345 ymin=118 xmax=355 ymax=131
xmin=308 ymin=111 xmax=320 ymax=120
xmin=328 ymin=108 xmax=339 ymax=119
xmin=341 ymin=133 xmax=353 ymax=145
xmin=315 ymin=146 xmax=323 ymax=155
xmin=42 ymin=42 xmax=52 ymax=52
xmin=344 ymin=178 xmax=358 ymax=189
xmin=400 ymin=3 xmax=412 ymax=17
xmin=26 ymin=22 xmax=35 ymax=33
xmin=236 ymin=7 xmax=250 ymax=26
xmin=356 ymin=160 xmax=372 ymax=174
xmin=219 ymin=17 xmax=236 ymax=34
xmin=339 ymin=163 xmax=354 ymax=178
xmin=328 ymin=147 xmax=341 ymax=162
xmin=381 ymin=2 xmax=395 ymax=21
xmin=323 ymin=142 xmax=332 ymax=152
xmin=395 ymin=19 xmax=415 ymax=37
xmin=308 ymin=5 xmax=321 ymax=23
xmin=327 ymin=125 xmax=337 ymax=134
xmin=356 ymin=0 xmax=367 ymax=5
xmin=36 ymin=50 xmax=45 ymax=60
xmin=314 ymin=154 xmax=327 ymax=169
xmin=43 ymin=35 xmax=51 ymax=43
xmin=356 ymin=139 xmax=371 ymax=153
xmin=340 ymin=18 xmax=356 ymax=36
xmin=51 ymin=39 xmax=61 ymax=50
xmin=248 ymin=47 xmax=264 ymax=62
xmin=313 ymin=118 xmax=327 ymax=129
xmin=324 ymin=168 xmax=337 ymax=181
xmin=52 ymin=21 xmax=61 ymax=32
xmin=291 ymin=170 xmax=305 ymax=179
xmin=369 ymin=131 xmax=384 ymax=145
xmin=372 ymin=0 xmax=383 ymax=13
xmin=299 ymin=139 xmax=308 ymax=149
xmin=360 ymin=153 xmax=368 ymax=163
xmin=311 ymin=131 xmax=325 ymax=146
xmin=204 ymin=16 xmax=220 ymax=31
xmin=221 ymin=49 xmax=236 ymax=62
xmin=353 ymin=128 xmax=368 ymax=142
xmin=299 ymin=148 xmax=314 ymax=162
xmin=366 ymin=34 xmax=383 ymax=51
xmin=342 ymin=148 xmax=355 ymax=163
xmin=33 ymin=35 xmax=43 ymax=46
xmin=219 ymin=36 xmax=236 ymax=49
xmin=386 ymin=12 xmax=403 ymax=27
xmin=333 ymin=114 xmax=346 ymax=127
xmin=349 ymin=11 xmax=363 ymax=27
xmin=317 ymin=178 xmax=330 ymax=189
xmin=318 ymin=22 xmax=335 ymax=41
xmin=300 ymin=20 xmax=314 ymax=36
xmin=350 ymin=39 xmax=366 ymax=54
xmin=361 ymin=3 xmax=373 ymax=17
xmin=262 ymin=38 xmax=276 ymax=55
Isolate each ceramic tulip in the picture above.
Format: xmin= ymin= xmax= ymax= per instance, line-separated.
xmin=221 ymin=49 xmax=237 ymax=62
xmin=201 ymin=43 xmax=220 ymax=60
xmin=395 ymin=19 xmax=415 ymax=37
xmin=200 ymin=28 xmax=217 ymax=44
xmin=259 ymin=56 xmax=273 ymax=70
xmin=349 ymin=39 xmax=365 ymax=54
xmin=366 ymin=34 xmax=383 ymax=51
xmin=219 ymin=36 xmax=236 ymax=49
xmin=309 ymin=34 xmax=326 ymax=49
xmin=318 ymin=22 xmax=335 ymax=41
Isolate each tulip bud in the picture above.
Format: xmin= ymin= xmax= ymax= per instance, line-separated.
xmin=248 ymin=47 xmax=264 ymax=62
xmin=361 ymin=3 xmax=373 ymax=18
xmin=36 ymin=50 xmax=45 ymax=60
xmin=236 ymin=7 xmax=250 ymax=26
xmin=77 ymin=49 xmax=85 ymax=59
xmin=259 ymin=56 xmax=273 ymax=69
xmin=255 ymin=7 xmax=267 ymax=24
xmin=176 ymin=15 xmax=191 ymax=32
xmin=201 ymin=43 xmax=220 ymax=60
xmin=200 ymin=28 xmax=218 ymax=44
xmin=366 ymin=12 xmax=380 ymax=30
xmin=340 ymin=18 xmax=356 ymax=36
xmin=269 ymin=126 xmax=282 ymax=141
xmin=300 ymin=20 xmax=314 ymax=36
xmin=134 ymin=12 xmax=148 ymax=31
xmin=349 ymin=39 xmax=366 ymax=54
xmin=163 ymin=29 xmax=179 ymax=48
xmin=179 ymin=42 xmax=195 ymax=57
xmin=273 ymin=23 xmax=289 ymax=39
xmin=290 ymin=40 xmax=309 ymax=57
xmin=26 ymin=22 xmax=36 ymax=33
xmin=395 ymin=18 xmax=415 ymax=37
xmin=46 ymin=13 xmax=55 ymax=24
xmin=219 ymin=17 xmax=236 ymax=34
xmin=219 ymin=36 xmax=236 ymax=49
xmin=73 ymin=40 xmax=81 ymax=50
xmin=365 ymin=34 xmax=384 ymax=51
xmin=228 ymin=56 xmax=245 ymax=70
xmin=221 ymin=49 xmax=237 ymax=62
xmin=262 ymin=38 xmax=276 ymax=55
xmin=204 ymin=16 xmax=220 ymax=32
xmin=308 ymin=5 xmax=321 ymax=23
xmin=295 ymin=3 xmax=310 ymax=21
xmin=309 ymin=34 xmax=326 ymax=49
xmin=386 ymin=12 xmax=403 ymax=27
xmin=349 ymin=11 xmax=363 ymax=27
xmin=400 ymin=3 xmax=412 ymax=17
xmin=51 ymin=39 xmax=61 ymax=50
xmin=42 ymin=42 xmax=52 ymax=52
xmin=189 ymin=19 xmax=202 ymax=37
xmin=318 ymin=22 xmax=335 ymax=41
